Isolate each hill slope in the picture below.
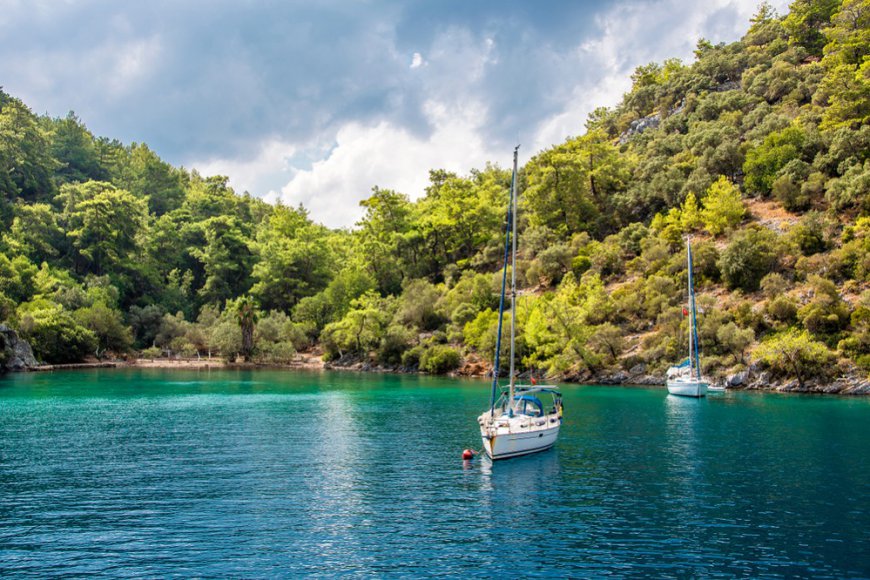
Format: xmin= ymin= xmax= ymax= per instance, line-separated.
xmin=0 ymin=0 xmax=868 ymax=392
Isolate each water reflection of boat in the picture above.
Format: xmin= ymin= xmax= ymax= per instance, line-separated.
xmin=480 ymin=445 xmax=561 ymax=493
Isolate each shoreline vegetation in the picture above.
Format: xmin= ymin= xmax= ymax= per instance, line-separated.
xmin=2 ymin=2 xmax=870 ymax=395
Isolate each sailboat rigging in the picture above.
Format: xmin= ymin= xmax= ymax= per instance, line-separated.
xmin=477 ymin=146 xmax=563 ymax=460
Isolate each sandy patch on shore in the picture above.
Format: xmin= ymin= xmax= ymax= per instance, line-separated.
xmin=124 ymin=353 xmax=326 ymax=371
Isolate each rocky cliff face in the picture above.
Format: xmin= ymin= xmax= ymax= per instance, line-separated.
xmin=0 ymin=325 xmax=39 ymax=372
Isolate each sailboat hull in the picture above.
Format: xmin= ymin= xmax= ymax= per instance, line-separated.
xmin=667 ymin=379 xmax=708 ymax=397
xmin=480 ymin=418 xmax=560 ymax=460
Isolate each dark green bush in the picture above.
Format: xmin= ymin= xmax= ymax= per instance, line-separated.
xmin=419 ymin=345 xmax=461 ymax=374
xmin=18 ymin=307 xmax=97 ymax=363
xmin=718 ymin=227 xmax=778 ymax=291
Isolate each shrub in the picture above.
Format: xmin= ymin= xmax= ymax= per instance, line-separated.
xmin=401 ymin=345 xmax=424 ymax=368
xmin=74 ymin=302 xmax=132 ymax=354
xmin=211 ymin=319 xmax=242 ymax=362
xmin=796 ymin=275 xmax=850 ymax=338
xmin=140 ymin=346 xmax=162 ymax=359
xmin=394 ymin=279 xmax=445 ymax=331
xmin=257 ymin=341 xmax=296 ymax=363
xmin=766 ymin=295 xmax=798 ymax=324
xmin=753 ymin=328 xmax=836 ymax=386
xmin=18 ymin=307 xmax=97 ymax=363
xmin=377 ymin=324 xmax=415 ymax=365
xmin=571 ymin=254 xmax=592 ymax=278
xmin=760 ymin=273 xmax=789 ymax=298
xmin=788 ymin=212 xmax=830 ymax=256
xmin=718 ymin=227 xmax=778 ymax=291
xmin=743 ymin=124 xmax=805 ymax=195
xmin=419 ymin=345 xmax=461 ymax=374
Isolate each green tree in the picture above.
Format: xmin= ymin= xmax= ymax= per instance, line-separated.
xmin=718 ymin=227 xmax=779 ymax=291
xmin=47 ymin=111 xmax=105 ymax=184
xmin=701 ymin=176 xmax=746 ymax=236
xmin=123 ymin=143 xmax=185 ymax=215
xmin=60 ymin=181 xmax=147 ymax=275
xmin=251 ymin=205 xmax=333 ymax=312
xmin=3 ymin=203 xmax=65 ymax=263
xmin=817 ymin=0 xmax=870 ymax=129
xmin=74 ymin=302 xmax=132 ymax=355
xmin=0 ymin=93 xmax=55 ymax=209
xmin=17 ymin=305 xmax=97 ymax=363
xmin=321 ymin=292 xmax=396 ymax=359
xmin=783 ymin=0 xmax=841 ymax=55
xmin=231 ymin=296 xmax=258 ymax=362
xmin=743 ymin=125 xmax=806 ymax=195
xmin=129 ymin=304 xmax=166 ymax=348
xmin=588 ymin=323 xmax=625 ymax=364
xmin=394 ymin=278 xmax=445 ymax=331
xmin=753 ymin=328 xmax=837 ymax=386
xmin=193 ymin=216 xmax=255 ymax=307
xmin=356 ymin=187 xmax=413 ymax=294
xmin=0 ymin=253 xmax=38 ymax=303
xmin=415 ymin=169 xmax=504 ymax=275
xmin=680 ymin=191 xmax=703 ymax=231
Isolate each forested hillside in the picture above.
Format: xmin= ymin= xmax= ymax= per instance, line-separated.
xmin=1 ymin=0 xmax=868 ymax=389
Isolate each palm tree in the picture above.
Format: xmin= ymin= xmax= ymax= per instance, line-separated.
xmin=235 ymin=296 xmax=258 ymax=362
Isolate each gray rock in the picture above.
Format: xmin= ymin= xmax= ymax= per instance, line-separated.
xmin=629 ymin=363 xmax=646 ymax=376
xmin=728 ymin=371 xmax=749 ymax=386
xmin=618 ymin=113 xmax=661 ymax=144
xmin=715 ymin=80 xmax=741 ymax=92
xmin=0 ymin=325 xmax=39 ymax=372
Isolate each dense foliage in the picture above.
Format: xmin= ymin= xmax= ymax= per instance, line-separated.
xmin=1 ymin=0 xmax=868 ymax=386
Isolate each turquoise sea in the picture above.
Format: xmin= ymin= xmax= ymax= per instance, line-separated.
xmin=1 ymin=368 xmax=868 ymax=577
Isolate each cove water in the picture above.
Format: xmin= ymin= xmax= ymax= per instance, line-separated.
xmin=1 ymin=369 xmax=868 ymax=577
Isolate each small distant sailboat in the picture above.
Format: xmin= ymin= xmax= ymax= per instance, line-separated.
xmin=478 ymin=146 xmax=563 ymax=460
xmin=667 ymin=237 xmax=708 ymax=398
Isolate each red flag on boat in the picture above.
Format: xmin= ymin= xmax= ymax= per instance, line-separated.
xmin=531 ymin=377 xmax=537 ymax=385
xmin=682 ymin=307 xmax=689 ymax=316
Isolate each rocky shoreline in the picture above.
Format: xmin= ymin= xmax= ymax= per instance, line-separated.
xmin=589 ymin=366 xmax=870 ymax=395
xmin=323 ymin=355 xmax=870 ymax=396
xmin=3 ymin=338 xmax=868 ymax=396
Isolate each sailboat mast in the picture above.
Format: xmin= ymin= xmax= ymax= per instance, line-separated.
xmin=508 ymin=146 xmax=519 ymax=405
xmin=687 ymin=237 xmax=701 ymax=380
xmin=490 ymin=159 xmax=513 ymax=413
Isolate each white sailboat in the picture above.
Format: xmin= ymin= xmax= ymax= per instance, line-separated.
xmin=666 ymin=237 xmax=709 ymax=398
xmin=478 ymin=147 xmax=563 ymax=460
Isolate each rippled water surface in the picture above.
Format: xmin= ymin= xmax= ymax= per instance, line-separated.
xmin=1 ymin=369 xmax=869 ymax=577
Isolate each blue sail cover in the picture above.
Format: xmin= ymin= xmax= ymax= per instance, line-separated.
xmin=676 ymin=358 xmax=691 ymax=368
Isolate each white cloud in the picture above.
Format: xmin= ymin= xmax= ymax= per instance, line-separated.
xmin=277 ymin=99 xmax=495 ymax=228
xmin=193 ymin=138 xmax=299 ymax=197
xmin=410 ymin=52 xmax=425 ymax=69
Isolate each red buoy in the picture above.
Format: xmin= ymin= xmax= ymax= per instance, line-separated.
xmin=462 ymin=449 xmax=475 ymax=460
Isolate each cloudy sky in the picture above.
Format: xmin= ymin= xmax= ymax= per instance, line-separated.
xmin=0 ymin=0 xmax=787 ymax=227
